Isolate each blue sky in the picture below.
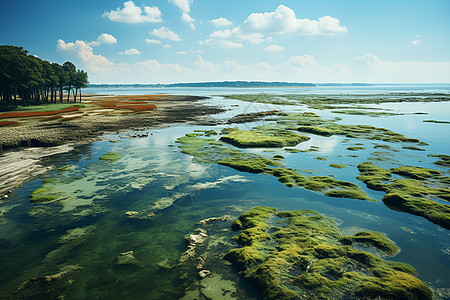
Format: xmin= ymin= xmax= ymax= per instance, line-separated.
xmin=1 ymin=0 xmax=449 ymax=83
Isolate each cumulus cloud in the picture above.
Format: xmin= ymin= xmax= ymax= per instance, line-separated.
xmin=264 ymin=45 xmax=283 ymax=52
xmin=203 ymin=5 xmax=347 ymax=49
xmin=169 ymin=0 xmax=195 ymax=28
xmin=181 ymin=12 xmax=195 ymax=29
xmin=203 ymin=27 xmax=264 ymax=48
xmin=177 ymin=51 xmax=188 ymax=55
xmin=56 ymin=39 xmax=114 ymax=73
xmin=151 ymin=27 xmax=181 ymax=41
xmin=163 ymin=44 xmax=172 ymax=49
xmin=407 ymin=39 xmax=421 ymax=48
xmin=289 ymin=55 xmax=317 ymax=67
xmin=89 ymin=33 xmax=117 ymax=46
xmin=211 ymin=17 xmax=233 ymax=27
xmin=242 ymin=5 xmax=347 ymax=35
xmin=104 ymin=1 xmax=162 ymax=23
xmin=119 ymin=48 xmax=140 ymax=55
xmin=145 ymin=39 xmax=162 ymax=44
xmin=169 ymin=0 xmax=192 ymax=12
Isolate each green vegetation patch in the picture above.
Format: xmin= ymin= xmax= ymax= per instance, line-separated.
xmin=10 ymin=103 xmax=84 ymax=113
xmin=177 ymin=131 xmax=371 ymax=201
xmin=331 ymin=110 xmax=400 ymax=117
xmin=329 ymin=163 xmax=346 ymax=169
xmin=99 ymin=152 xmax=121 ymax=162
xmin=297 ymin=126 xmax=334 ymax=137
xmin=423 ymin=119 xmax=450 ymax=124
xmin=324 ymin=189 xmax=373 ymax=201
xmin=225 ymin=206 xmax=431 ymax=300
xmin=30 ymin=187 xmax=62 ymax=202
xmin=347 ymin=146 xmax=366 ymax=151
xmin=357 ymin=162 xmax=450 ymax=229
xmin=428 ymin=154 xmax=450 ymax=167
xmin=220 ymin=129 xmax=310 ymax=148
xmin=402 ymin=146 xmax=426 ymax=151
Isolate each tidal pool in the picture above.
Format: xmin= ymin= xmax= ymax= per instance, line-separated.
xmin=0 ymin=90 xmax=449 ymax=299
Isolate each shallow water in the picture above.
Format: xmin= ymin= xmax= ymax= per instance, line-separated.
xmin=0 ymin=86 xmax=449 ymax=299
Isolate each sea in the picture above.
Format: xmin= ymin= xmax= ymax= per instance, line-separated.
xmin=0 ymin=84 xmax=449 ymax=299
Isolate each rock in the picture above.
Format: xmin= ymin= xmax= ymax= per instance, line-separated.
xmin=125 ymin=211 xmax=139 ymax=217
xmin=116 ymin=250 xmax=138 ymax=265
xmin=197 ymin=215 xmax=232 ymax=226
xmin=186 ymin=233 xmax=205 ymax=245
xmin=199 ymin=270 xmax=211 ymax=279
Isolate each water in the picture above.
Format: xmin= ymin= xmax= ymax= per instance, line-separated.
xmin=0 ymin=84 xmax=449 ymax=299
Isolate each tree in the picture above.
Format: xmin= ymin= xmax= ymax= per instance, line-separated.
xmin=63 ymin=61 xmax=76 ymax=103
xmin=0 ymin=45 xmax=88 ymax=106
xmin=73 ymin=70 xmax=89 ymax=102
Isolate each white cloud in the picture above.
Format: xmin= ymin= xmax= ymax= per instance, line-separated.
xmin=264 ymin=45 xmax=283 ymax=52
xmin=182 ymin=12 xmax=194 ymax=23
xmin=163 ymin=44 xmax=172 ymax=49
xmin=289 ymin=55 xmax=317 ymax=67
xmin=203 ymin=5 xmax=346 ymax=49
xmin=56 ymin=39 xmax=114 ymax=73
xmin=407 ymin=39 xmax=421 ymax=48
xmin=169 ymin=0 xmax=192 ymax=13
xmin=242 ymin=5 xmax=347 ymax=35
xmin=119 ymin=48 xmax=140 ymax=55
xmin=104 ymin=1 xmax=162 ymax=23
xmin=211 ymin=17 xmax=233 ymax=27
xmin=89 ymin=33 xmax=117 ymax=46
xmin=177 ymin=51 xmax=188 ymax=55
xmin=203 ymin=39 xmax=243 ymax=49
xmin=145 ymin=39 xmax=162 ymax=44
xmin=151 ymin=27 xmax=181 ymax=41
xmin=203 ymin=27 xmax=264 ymax=48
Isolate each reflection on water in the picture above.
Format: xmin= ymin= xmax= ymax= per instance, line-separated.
xmin=0 ymin=87 xmax=449 ymax=299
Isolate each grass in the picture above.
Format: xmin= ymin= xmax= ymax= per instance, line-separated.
xmin=220 ymin=129 xmax=310 ymax=148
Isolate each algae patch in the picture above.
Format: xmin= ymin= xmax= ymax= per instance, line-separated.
xmin=225 ymin=206 xmax=431 ymax=300
xmin=99 ymin=152 xmax=121 ymax=162
xmin=220 ymin=129 xmax=310 ymax=148
xmin=177 ymin=131 xmax=372 ymax=201
xmin=357 ymin=162 xmax=450 ymax=229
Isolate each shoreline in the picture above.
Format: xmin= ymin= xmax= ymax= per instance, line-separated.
xmin=0 ymin=94 xmax=225 ymax=199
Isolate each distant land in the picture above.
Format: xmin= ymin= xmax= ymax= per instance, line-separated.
xmin=88 ymin=81 xmax=372 ymax=88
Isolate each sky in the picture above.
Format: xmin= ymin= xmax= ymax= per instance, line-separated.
xmin=1 ymin=0 xmax=449 ymax=84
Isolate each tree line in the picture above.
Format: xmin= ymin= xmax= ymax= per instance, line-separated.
xmin=0 ymin=45 xmax=88 ymax=106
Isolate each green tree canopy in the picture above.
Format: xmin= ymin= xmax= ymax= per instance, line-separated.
xmin=0 ymin=45 xmax=88 ymax=105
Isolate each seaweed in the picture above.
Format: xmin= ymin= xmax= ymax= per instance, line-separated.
xmin=99 ymin=152 xmax=121 ymax=162
xmin=357 ymin=162 xmax=450 ymax=229
xmin=220 ymin=129 xmax=310 ymax=148
xmin=225 ymin=207 xmax=432 ymax=300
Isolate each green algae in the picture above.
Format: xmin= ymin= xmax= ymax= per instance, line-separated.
xmin=324 ymin=189 xmax=373 ymax=201
xmin=423 ymin=119 xmax=450 ymax=124
xmin=391 ymin=166 xmax=442 ymax=180
xmin=220 ymin=129 xmax=310 ymax=148
xmin=297 ymin=126 xmax=334 ymax=137
xmin=402 ymin=146 xmax=426 ymax=151
xmin=357 ymin=162 xmax=450 ymax=229
xmin=428 ymin=154 xmax=450 ymax=167
xmin=329 ymin=164 xmax=346 ymax=169
xmin=177 ymin=131 xmax=371 ymax=201
xmin=225 ymin=207 xmax=432 ymax=300
xmin=331 ymin=110 xmax=400 ymax=117
xmin=285 ymin=148 xmax=302 ymax=153
xmin=347 ymin=146 xmax=366 ymax=151
xmin=315 ymin=156 xmax=328 ymax=161
xmin=218 ymin=157 xmax=282 ymax=174
xmin=99 ymin=152 xmax=121 ymax=162
xmin=340 ymin=231 xmax=399 ymax=256
xmin=29 ymin=187 xmax=62 ymax=202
